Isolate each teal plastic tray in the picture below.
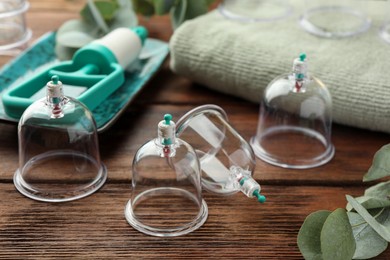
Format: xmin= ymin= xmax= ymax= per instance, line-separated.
xmin=0 ymin=32 xmax=169 ymax=132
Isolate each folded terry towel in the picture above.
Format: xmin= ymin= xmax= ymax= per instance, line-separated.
xmin=170 ymin=1 xmax=390 ymax=133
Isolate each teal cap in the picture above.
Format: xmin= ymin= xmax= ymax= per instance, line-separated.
xmin=132 ymin=26 xmax=148 ymax=46
xmin=51 ymin=75 xmax=59 ymax=84
xmin=299 ymin=53 xmax=306 ymax=61
xmin=253 ymin=190 xmax=266 ymax=203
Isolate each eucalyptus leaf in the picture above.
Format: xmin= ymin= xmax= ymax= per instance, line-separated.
xmin=346 ymin=195 xmax=390 ymax=212
xmin=132 ymin=0 xmax=155 ymax=16
xmin=80 ymin=3 xmax=95 ymax=24
xmin=152 ymin=0 xmax=175 ymax=15
xmin=55 ymin=43 xmax=79 ymax=61
xmin=346 ymin=195 xmax=390 ymax=242
xmin=84 ymin=0 xmax=110 ymax=33
xmin=170 ymin=0 xmax=210 ymax=29
xmin=297 ymin=210 xmax=331 ymax=260
xmin=82 ymin=0 xmax=118 ymax=23
xmin=56 ymin=0 xmax=138 ymax=61
xmin=347 ymin=211 xmax=388 ymax=259
xmin=363 ymin=144 xmax=390 ymax=182
xmin=365 ymin=180 xmax=390 ymax=198
xmin=320 ymin=208 xmax=356 ymax=260
xmin=107 ymin=1 xmax=138 ymax=29
xmin=56 ymin=19 xmax=99 ymax=49
xmin=377 ymin=208 xmax=390 ymax=228
xmin=346 ymin=181 xmax=390 ymax=211
xmin=182 ymin=0 xmax=209 ymax=19
xmin=95 ymin=0 xmax=119 ymax=21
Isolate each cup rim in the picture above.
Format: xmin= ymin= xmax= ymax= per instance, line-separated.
xmin=0 ymin=28 xmax=32 ymax=52
xmin=0 ymin=1 xmax=29 ymax=18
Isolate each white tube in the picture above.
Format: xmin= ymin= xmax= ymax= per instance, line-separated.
xmin=94 ymin=28 xmax=142 ymax=68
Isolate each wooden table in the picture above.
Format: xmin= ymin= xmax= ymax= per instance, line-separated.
xmin=1 ymin=1 xmax=389 ymax=258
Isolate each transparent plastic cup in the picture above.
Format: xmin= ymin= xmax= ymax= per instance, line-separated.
xmin=176 ymin=105 xmax=265 ymax=202
xmin=251 ymin=54 xmax=334 ymax=169
xmin=14 ymin=76 xmax=107 ymax=202
xmin=0 ymin=0 xmax=31 ymax=54
xmin=125 ymin=106 xmax=266 ymax=237
xmin=299 ymin=0 xmax=371 ymax=38
xmin=218 ymin=0 xmax=292 ymax=22
xmin=125 ymin=114 xmax=208 ymax=237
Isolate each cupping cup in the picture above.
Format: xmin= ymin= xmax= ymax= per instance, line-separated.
xmin=299 ymin=0 xmax=371 ymax=38
xmin=218 ymin=0 xmax=292 ymax=22
xmin=14 ymin=76 xmax=107 ymax=202
xmin=126 ymin=106 xmax=266 ymax=237
xmin=251 ymin=54 xmax=334 ymax=169
xmin=125 ymin=114 xmax=208 ymax=237
xmin=0 ymin=0 xmax=31 ymax=54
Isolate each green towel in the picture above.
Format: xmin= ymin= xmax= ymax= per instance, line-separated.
xmin=170 ymin=1 xmax=390 ymax=133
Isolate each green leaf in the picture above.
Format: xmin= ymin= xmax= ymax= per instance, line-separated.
xmin=107 ymin=0 xmax=138 ymax=29
xmin=56 ymin=0 xmax=138 ymax=60
xmin=56 ymin=19 xmax=99 ymax=49
xmin=365 ymin=180 xmax=390 ymax=198
xmin=297 ymin=210 xmax=331 ymax=260
xmin=94 ymin=0 xmax=119 ymax=21
xmin=55 ymin=19 xmax=99 ymax=60
xmin=347 ymin=195 xmax=390 ymax=242
xmin=183 ymin=0 xmax=209 ymax=19
xmin=205 ymin=0 xmax=216 ymax=5
xmin=81 ymin=0 xmax=119 ymax=23
xmin=170 ymin=0 xmax=209 ymax=29
xmin=152 ymin=0 xmax=175 ymax=15
xmin=320 ymin=208 xmax=356 ymax=260
xmin=347 ymin=211 xmax=388 ymax=259
xmin=55 ymin=43 xmax=79 ymax=61
xmin=364 ymin=144 xmax=390 ymax=182
xmin=132 ymin=0 xmax=155 ymax=16
xmin=347 ymin=181 xmax=390 ymax=211
xmin=80 ymin=4 xmax=95 ymax=24
xmin=346 ymin=195 xmax=390 ymax=211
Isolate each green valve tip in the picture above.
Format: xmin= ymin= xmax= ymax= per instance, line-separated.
xmin=133 ymin=26 xmax=148 ymax=46
xmin=164 ymin=114 xmax=172 ymax=125
xmin=239 ymin=177 xmax=248 ymax=186
xmin=299 ymin=53 xmax=306 ymax=61
xmin=253 ymin=190 xmax=266 ymax=203
xmin=163 ymin=137 xmax=172 ymax=145
xmin=51 ymin=75 xmax=59 ymax=84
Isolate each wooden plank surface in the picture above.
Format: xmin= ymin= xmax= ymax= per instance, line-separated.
xmin=0 ymin=183 xmax=371 ymax=259
xmin=0 ymin=0 xmax=389 ymax=259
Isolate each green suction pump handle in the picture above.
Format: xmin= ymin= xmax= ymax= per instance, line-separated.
xmin=1 ymin=26 xmax=148 ymax=119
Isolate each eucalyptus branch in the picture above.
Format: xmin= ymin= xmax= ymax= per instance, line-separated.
xmin=132 ymin=0 xmax=216 ymax=29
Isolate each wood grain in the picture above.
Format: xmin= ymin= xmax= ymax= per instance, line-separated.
xmin=0 ymin=0 xmax=389 ymax=259
xmin=0 ymin=183 xmax=382 ymax=259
